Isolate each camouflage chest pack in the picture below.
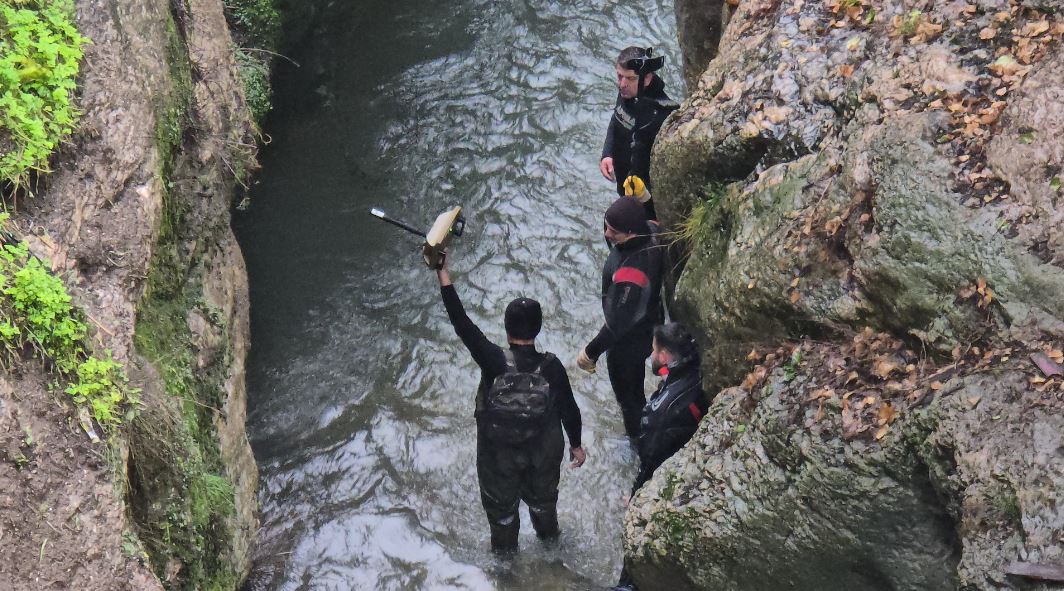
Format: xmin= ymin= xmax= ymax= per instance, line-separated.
xmin=481 ymin=351 xmax=555 ymax=445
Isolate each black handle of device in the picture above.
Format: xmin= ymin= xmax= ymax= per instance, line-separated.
xmin=369 ymin=208 xmax=426 ymax=238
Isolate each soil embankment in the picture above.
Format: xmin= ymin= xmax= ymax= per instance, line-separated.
xmin=0 ymin=0 xmax=259 ymax=588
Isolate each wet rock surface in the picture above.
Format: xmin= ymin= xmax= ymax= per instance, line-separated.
xmin=635 ymin=0 xmax=1064 ymax=589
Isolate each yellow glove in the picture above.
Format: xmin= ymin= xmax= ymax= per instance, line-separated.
xmin=623 ymin=175 xmax=651 ymax=203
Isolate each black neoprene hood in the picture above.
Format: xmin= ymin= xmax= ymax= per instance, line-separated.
xmin=604 ymin=196 xmax=647 ymax=235
xmin=505 ymin=298 xmax=542 ymax=340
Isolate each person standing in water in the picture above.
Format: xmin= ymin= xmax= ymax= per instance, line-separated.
xmin=599 ymin=46 xmax=679 ymax=221
xmin=576 ymin=196 xmax=664 ymax=438
xmin=434 ymin=253 xmax=586 ymax=555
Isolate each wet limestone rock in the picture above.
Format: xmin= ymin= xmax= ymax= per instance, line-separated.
xmin=625 ymin=360 xmax=1064 ymax=591
xmin=635 ymin=1 xmax=1064 ymax=589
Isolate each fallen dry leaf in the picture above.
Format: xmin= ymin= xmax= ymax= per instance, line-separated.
xmin=913 ymin=20 xmax=943 ymax=43
xmin=877 ymin=401 xmax=896 ymax=426
xmin=742 ymin=366 xmax=769 ymax=391
xmin=874 ymin=424 xmax=890 ymax=440
xmin=979 ymin=26 xmax=997 ymax=40
xmin=824 ymin=216 xmax=844 ymax=235
xmin=989 ymin=55 xmax=1021 ymax=76
xmin=873 ymin=359 xmax=899 ymax=379
xmin=807 ymin=388 xmax=836 ymax=402
xmin=790 ymin=290 xmax=801 ymax=304
xmin=967 ymin=396 xmax=982 ymax=408
xmin=1021 ymin=20 xmax=1050 ymax=37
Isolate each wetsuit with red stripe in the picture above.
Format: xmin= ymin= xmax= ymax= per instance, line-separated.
xmin=584 ymin=222 xmax=664 ymax=436
xmin=633 ymin=359 xmax=707 ymax=493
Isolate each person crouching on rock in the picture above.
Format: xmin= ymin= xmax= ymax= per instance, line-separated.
xmin=576 ymin=196 xmax=664 ymax=438
xmin=612 ymin=322 xmax=708 ymax=591
xmin=434 ymin=252 xmax=586 ymax=555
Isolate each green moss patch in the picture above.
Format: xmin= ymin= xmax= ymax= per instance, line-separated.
xmin=130 ymin=187 xmax=238 ymax=591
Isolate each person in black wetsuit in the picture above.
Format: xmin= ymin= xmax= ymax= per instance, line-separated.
xmin=599 ymin=46 xmax=680 ymax=221
xmin=435 ymin=255 xmax=586 ymax=555
xmin=612 ymin=322 xmax=708 ymax=591
xmin=633 ymin=322 xmax=707 ymax=493
xmin=576 ymin=197 xmax=664 ymax=438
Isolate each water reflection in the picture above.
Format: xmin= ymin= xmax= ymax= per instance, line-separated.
xmin=236 ymin=1 xmax=681 ymax=588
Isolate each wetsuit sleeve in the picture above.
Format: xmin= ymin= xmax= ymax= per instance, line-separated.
xmin=584 ymin=266 xmax=653 ymax=360
xmin=628 ymin=104 xmax=672 ymax=185
xmin=584 ymin=324 xmax=615 ymax=361
xmin=602 ymin=110 xmax=617 ymax=160
xmin=440 ymin=284 xmax=501 ymax=371
xmin=545 ymin=356 xmax=582 ymax=448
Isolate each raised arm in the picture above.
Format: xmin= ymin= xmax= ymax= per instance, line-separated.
xmin=437 ymin=260 xmax=497 ymax=371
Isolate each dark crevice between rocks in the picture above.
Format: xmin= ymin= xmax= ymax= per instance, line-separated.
xmin=674 ymin=0 xmax=736 ymax=89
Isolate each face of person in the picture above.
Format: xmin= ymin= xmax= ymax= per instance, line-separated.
xmin=651 ymin=337 xmax=673 ymax=374
xmin=615 ymin=64 xmax=651 ymax=99
xmin=603 ymin=220 xmax=633 ymax=245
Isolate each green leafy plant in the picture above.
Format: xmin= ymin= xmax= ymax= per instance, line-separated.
xmin=235 ymin=48 xmax=272 ymax=123
xmin=66 ymin=355 xmax=134 ymax=426
xmin=0 ymin=0 xmax=87 ymax=190
xmin=7 ymin=253 xmax=86 ymax=367
xmin=898 ymin=10 xmax=923 ymax=37
xmin=0 ymin=213 xmax=138 ymax=432
xmin=224 ymin=0 xmax=279 ymax=48
xmin=224 ymin=0 xmax=280 ymax=125
xmin=783 ymin=348 xmax=803 ymax=382
xmin=677 ymin=182 xmax=728 ymax=245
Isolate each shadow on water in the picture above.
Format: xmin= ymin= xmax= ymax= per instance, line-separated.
xmin=234 ymin=1 xmax=681 ymax=589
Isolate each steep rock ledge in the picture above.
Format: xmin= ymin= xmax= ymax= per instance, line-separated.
xmin=0 ymin=0 xmax=258 ymax=588
xmin=633 ymin=1 xmax=1064 ymax=589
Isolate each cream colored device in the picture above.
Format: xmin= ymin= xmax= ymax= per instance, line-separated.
xmin=369 ymin=206 xmax=465 ymax=269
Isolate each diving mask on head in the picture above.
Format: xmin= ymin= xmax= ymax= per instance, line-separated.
xmin=623 ymin=47 xmax=665 ymax=76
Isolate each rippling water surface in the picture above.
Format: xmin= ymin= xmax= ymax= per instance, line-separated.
xmin=234 ymin=2 xmax=681 ymax=588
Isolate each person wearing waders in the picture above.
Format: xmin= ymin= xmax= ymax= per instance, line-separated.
xmin=610 ymin=322 xmax=708 ymax=591
xmin=434 ymin=253 xmax=586 ymax=555
xmin=576 ymin=196 xmax=664 ymax=438
xmin=599 ymin=46 xmax=680 ymax=221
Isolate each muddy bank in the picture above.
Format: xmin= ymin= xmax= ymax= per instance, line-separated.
xmin=0 ymin=0 xmax=260 ymax=588
xmin=632 ymin=1 xmax=1064 ymax=589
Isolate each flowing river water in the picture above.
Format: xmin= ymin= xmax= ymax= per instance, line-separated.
xmin=234 ymin=1 xmax=682 ymax=588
